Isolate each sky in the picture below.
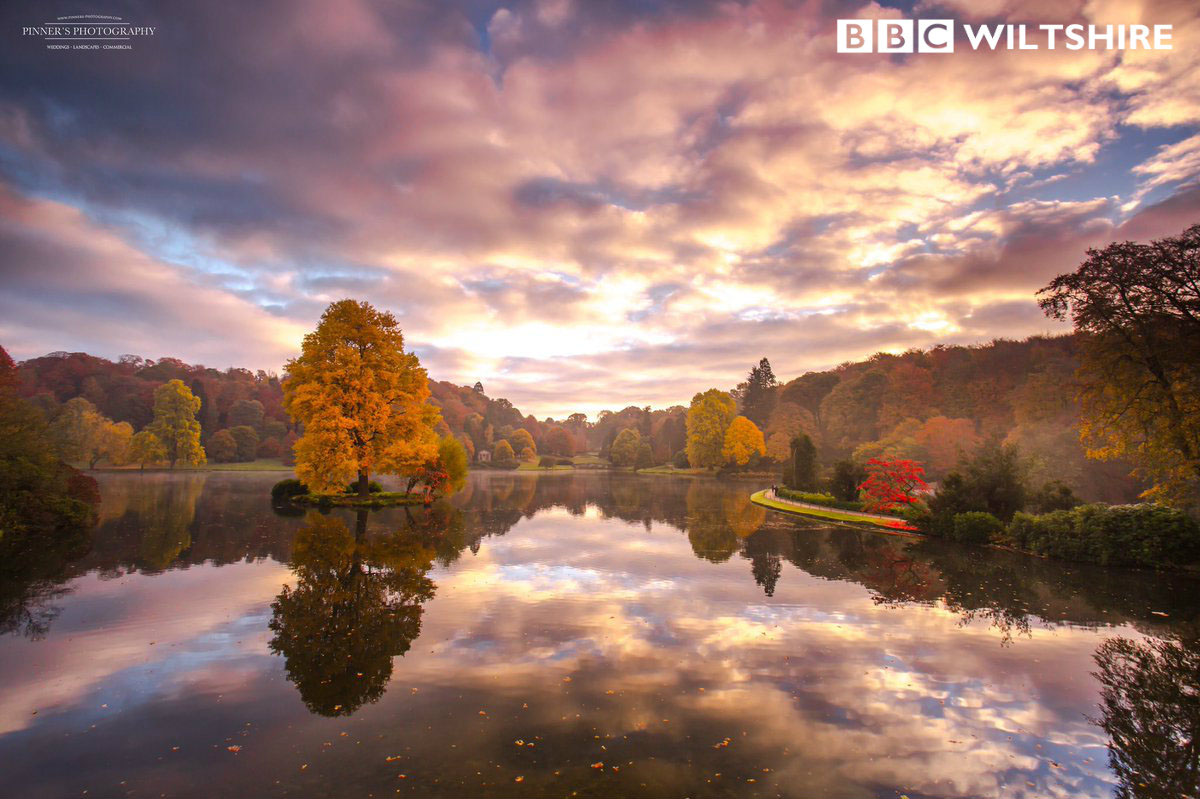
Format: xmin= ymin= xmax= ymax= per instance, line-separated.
xmin=1 ymin=0 xmax=1198 ymax=419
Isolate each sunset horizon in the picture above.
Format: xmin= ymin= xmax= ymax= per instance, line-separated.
xmin=3 ymin=0 xmax=1199 ymax=419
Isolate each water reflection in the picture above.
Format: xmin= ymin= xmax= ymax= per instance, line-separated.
xmin=2 ymin=470 xmax=1199 ymax=798
xmin=0 ymin=520 xmax=91 ymax=639
xmin=268 ymin=511 xmax=435 ymax=716
xmin=1093 ymin=634 xmax=1200 ymax=799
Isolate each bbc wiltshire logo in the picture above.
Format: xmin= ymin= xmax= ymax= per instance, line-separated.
xmin=836 ymin=19 xmax=1174 ymax=53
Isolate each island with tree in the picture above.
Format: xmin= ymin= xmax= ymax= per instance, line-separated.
xmin=277 ymin=299 xmax=467 ymax=507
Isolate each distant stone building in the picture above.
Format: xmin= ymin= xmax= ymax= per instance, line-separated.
xmin=476 ymin=449 xmax=491 ymax=462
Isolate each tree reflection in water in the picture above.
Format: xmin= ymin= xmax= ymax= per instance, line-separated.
xmin=684 ymin=481 xmax=740 ymax=562
xmin=269 ymin=510 xmax=436 ymax=717
xmin=1093 ymin=634 xmax=1200 ymax=799
xmin=0 ymin=523 xmax=91 ymax=639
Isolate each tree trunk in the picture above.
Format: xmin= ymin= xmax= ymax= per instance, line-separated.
xmin=358 ymin=469 xmax=370 ymax=499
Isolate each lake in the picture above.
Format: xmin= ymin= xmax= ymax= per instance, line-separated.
xmin=1 ymin=471 xmax=1197 ymax=798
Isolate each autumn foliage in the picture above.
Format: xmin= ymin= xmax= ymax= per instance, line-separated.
xmin=284 ymin=300 xmax=440 ymax=496
xmin=858 ymin=458 xmax=928 ymax=513
xmin=721 ymin=416 xmax=766 ymax=467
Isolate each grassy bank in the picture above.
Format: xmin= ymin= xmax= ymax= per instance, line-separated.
xmin=570 ymin=454 xmax=609 ymax=467
xmin=636 ymin=466 xmax=709 ymax=476
xmin=751 ymin=489 xmax=919 ymax=535
xmin=95 ymin=459 xmax=294 ymax=473
xmin=291 ymin=491 xmax=427 ymax=508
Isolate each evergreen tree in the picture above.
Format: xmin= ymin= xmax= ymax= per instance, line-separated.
xmin=739 ymin=357 xmax=778 ymax=429
xmin=788 ymin=433 xmax=818 ymax=490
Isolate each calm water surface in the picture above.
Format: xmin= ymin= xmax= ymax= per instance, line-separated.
xmin=1 ymin=471 xmax=1197 ymax=798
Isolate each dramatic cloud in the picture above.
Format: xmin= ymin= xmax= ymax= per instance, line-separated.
xmin=0 ymin=0 xmax=1197 ymax=416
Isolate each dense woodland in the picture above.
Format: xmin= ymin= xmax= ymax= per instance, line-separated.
xmin=10 ymin=331 xmax=1139 ymax=502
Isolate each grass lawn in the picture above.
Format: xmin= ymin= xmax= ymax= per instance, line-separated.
xmin=292 ymin=491 xmax=426 ymax=507
xmin=570 ymin=454 xmax=607 ymax=466
xmin=97 ymin=459 xmax=294 ymax=472
xmin=191 ymin=459 xmax=294 ymax=471
xmin=516 ymin=462 xmax=575 ymax=471
xmin=750 ymin=489 xmax=919 ymax=535
xmin=636 ymin=466 xmax=711 ymax=476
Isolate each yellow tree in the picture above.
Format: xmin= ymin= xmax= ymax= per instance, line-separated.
xmin=50 ymin=397 xmax=105 ymax=465
xmin=148 ymin=380 xmax=205 ymax=469
xmin=284 ymin=300 xmax=440 ymax=497
xmin=722 ymin=415 xmax=766 ymax=466
xmin=610 ymin=428 xmax=642 ymax=467
xmin=439 ymin=435 xmax=469 ymax=494
xmin=686 ymin=389 xmax=737 ymax=469
xmin=492 ymin=439 xmax=515 ymax=462
xmin=128 ymin=430 xmax=167 ymax=471
xmin=53 ymin=398 xmax=133 ymax=468
xmin=96 ymin=421 xmax=133 ymax=468
xmin=508 ymin=428 xmax=536 ymax=455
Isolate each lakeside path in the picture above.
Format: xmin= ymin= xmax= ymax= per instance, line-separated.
xmin=750 ymin=488 xmax=921 ymax=537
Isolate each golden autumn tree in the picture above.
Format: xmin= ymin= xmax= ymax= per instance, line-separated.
xmin=721 ymin=415 xmax=766 ymax=466
xmin=128 ymin=430 xmax=167 ymax=470
xmin=686 ymin=389 xmax=737 ymax=469
xmin=284 ymin=300 xmax=440 ymax=497
xmin=148 ymin=379 xmax=206 ymax=469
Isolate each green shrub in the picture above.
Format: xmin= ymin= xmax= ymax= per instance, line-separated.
xmin=344 ymin=480 xmax=383 ymax=494
xmin=229 ymin=425 xmax=260 ymax=462
xmin=208 ymin=429 xmax=238 ymax=463
xmin=1000 ymin=511 xmax=1038 ymax=549
xmin=1002 ymin=504 xmax=1200 ymax=568
xmin=951 ymin=511 xmax=1004 ymax=545
xmin=494 ymin=458 xmax=519 ymax=470
xmin=673 ymin=450 xmax=689 ymax=468
xmin=776 ymin=488 xmax=865 ymax=512
xmin=271 ymin=478 xmax=308 ymax=502
xmin=1028 ymin=480 xmax=1081 ymax=514
xmin=900 ymin=502 xmax=933 ymax=533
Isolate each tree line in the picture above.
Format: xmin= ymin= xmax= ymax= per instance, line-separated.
xmin=9 ymin=224 xmax=1197 ymax=508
